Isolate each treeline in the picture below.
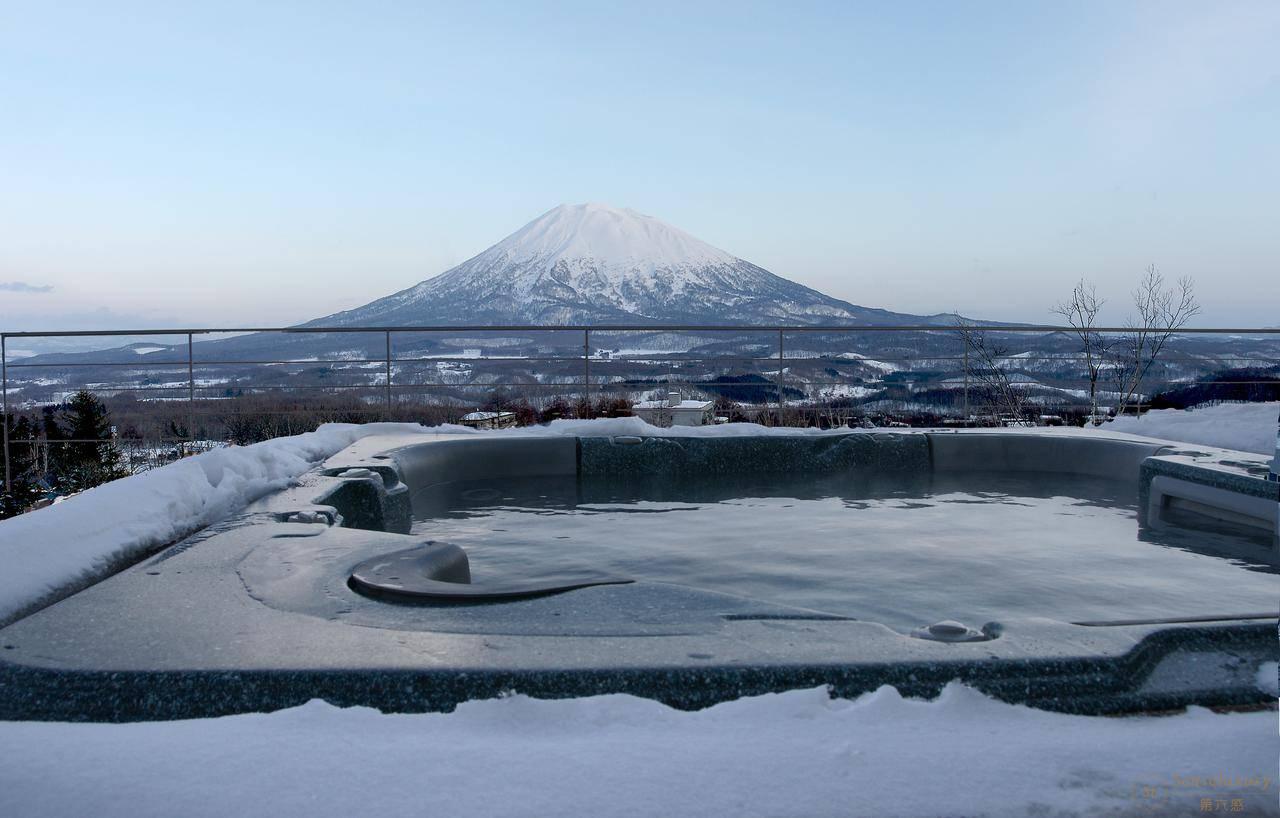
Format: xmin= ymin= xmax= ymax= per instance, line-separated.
xmin=1148 ymin=367 xmax=1280 ymax=410
xmin=98 ymin=392 xmax=475 ymax=446
xmin=477 ymin=390 xmax=633 ymax=425
xmin=105 ymin=391 xmax=640 ymax=446
xmin=2 ymin=391 xmax=127 ymax=518
xmin=0 ymin=390 xmax=642 ymax=517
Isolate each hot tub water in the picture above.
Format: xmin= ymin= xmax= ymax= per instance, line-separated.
xmin=410 ymin=471 xmax=1278 ymax=630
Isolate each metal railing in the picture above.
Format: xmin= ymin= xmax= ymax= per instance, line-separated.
xmin=4 ymin=323 xmax=1280 ymax=492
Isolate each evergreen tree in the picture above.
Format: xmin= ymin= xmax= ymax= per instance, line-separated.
xmin=0 ymin=414 xmax=43 ymax=518
xmin=41 ymin=404 xmax=66 ymax=481
xmin=45 ymin=391 xmax=128 ymax=493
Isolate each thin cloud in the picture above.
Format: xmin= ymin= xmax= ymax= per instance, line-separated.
xmin=0 ymin=281 xmax=54 ymax=293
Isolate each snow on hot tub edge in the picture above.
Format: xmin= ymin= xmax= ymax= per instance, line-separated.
xmin=0 ymin=423 xmax=437 ymax=623
xmin=1093 ymin=401 xmax=1278 ymax=456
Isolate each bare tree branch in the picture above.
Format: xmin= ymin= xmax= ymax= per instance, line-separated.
xmin=1052 ymin=279 xmax=1114 ymax=425
xmin=1113 ymin=266 xmax=1201 ymax=416
xmin=955 ymin=317 xmax=1032 ymax=424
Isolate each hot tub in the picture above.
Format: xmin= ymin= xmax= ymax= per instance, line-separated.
xmin=0 ymin=429 xmax=1275 ymax=721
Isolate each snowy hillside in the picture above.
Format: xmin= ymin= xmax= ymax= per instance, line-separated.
xmin=312 ymin=203 xmax=946 ymax=327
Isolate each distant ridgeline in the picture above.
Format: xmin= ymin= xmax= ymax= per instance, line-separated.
xmin=4 ymin=204 xmax=1279 ymax=433
xmin=1147 ymin=367 xmax=1280 ymax=409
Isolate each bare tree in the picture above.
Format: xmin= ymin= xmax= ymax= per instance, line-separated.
xmin=955 ymin=317 xmax=1032 ymax=424
xmin=1052 ymin=280 xmax=1113 ymax=425
xmin=1112 ymin=266 xmax=1201 ymax=417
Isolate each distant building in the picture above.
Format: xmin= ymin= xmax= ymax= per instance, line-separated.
xmin=632 ymin=392 xmax=714 ymax=427
xmin=460 ymin=411 xmax=517 ymax=430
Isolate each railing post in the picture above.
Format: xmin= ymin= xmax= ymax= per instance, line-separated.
xmin=583 ymin=328 xmax=591 ymax=419
xmin=776 ymin=329 xmax=784 ymax=426
xmin=2 ymin=333 xmax=10 ymax=494
xmin=1269 ymin=404 xmax=1279 ymax=483
xmin=186 ymin=333 xmax=195 ymax=456
xmin=384 ymin=331 xmax=392 ymax=415
xmin=962 ymin=332 xmax=970 ymax=422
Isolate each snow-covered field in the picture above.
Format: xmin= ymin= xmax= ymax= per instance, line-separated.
xmin=1 ymin=682 xmax=1276 ymax=818
xmin=1102 ymin=401 xmax=1278 ymax=455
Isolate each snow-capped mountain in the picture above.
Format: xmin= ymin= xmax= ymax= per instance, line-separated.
xmin=8 ymin=204 xmax=976 ymax=387
xmin=310 ymin=203 xmax=945 ymax=327
xmin=12 ymin=203 xmax=1273 ymax=413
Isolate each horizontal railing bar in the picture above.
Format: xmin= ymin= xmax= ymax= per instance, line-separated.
xmin=582 ymin=380 xmax=1279 ymax=388
xmin=9 ymin=353 xmax=1280 ymax=369
xmin=10 ymin=381 xmax=1276 ymax=401
xmin=9 ymin=358 xmax=402 ymax=368
xmin=6 ymin=324 xmax=1280 ymax=339
xmin=14 ymin=440 xmax=225 ymax=445
xmin=6 ymin=361 xmax=194 ymax=369
xmin=10 ymin=378 xmax=1276 ymax=399
xmin=6 ymin=438 xmax=188 ymax=444
xmin=398 ymin=354 xmax=1280 ymax=364
xmin=392 ymin=356 xmax=648 ymax=364
xmin=191 ymin=359 xmax=394 ymax=366
xmin=47 ymin=385 xmax=240 ymax=391
xmin=115 ymin=384 xmax=388 ymax=391
xmin=8 ymin=358 xmax=400 ymax=368
xmin=120 ymin=378 xmax=1280 ymax=391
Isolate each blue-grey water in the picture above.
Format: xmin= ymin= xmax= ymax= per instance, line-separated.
xmin=410 ymin=471 xmax=1278 ymax=629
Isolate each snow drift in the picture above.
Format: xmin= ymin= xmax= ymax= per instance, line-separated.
xmin=1102 ymin=401 xmax=1278 ymax=455
xmin=0 ymin=423 xmax=434 ymax=623
xmin=0 ymin=683 xmax=1275 ymax=818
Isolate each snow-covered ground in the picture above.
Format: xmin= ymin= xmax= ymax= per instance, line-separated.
xmin=1102 ymin=401 xmax=1278 ymax=455
xmin=1 ymin=683 xmax=1275 ymax=818
xmin=0 ymin=422 xmax=435 ymax=623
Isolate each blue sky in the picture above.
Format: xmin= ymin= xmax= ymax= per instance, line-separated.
xmin=1 ymin=0 xmax=1277 ymax=329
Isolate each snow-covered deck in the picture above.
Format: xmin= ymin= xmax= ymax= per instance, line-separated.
xmin=2 ymin=679 xmax=1277 ymax=818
